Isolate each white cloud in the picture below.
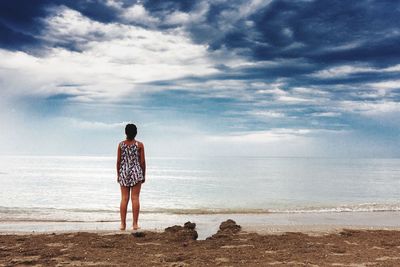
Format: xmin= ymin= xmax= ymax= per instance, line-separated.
xmin=368 ymin=80 xmax=400 ymax=90
xmin=214 ymin=0 xmax=272 ymax=32
xmin=164 ymin=11 xmax=191 ymax=25
xmin=311 ymin=65 xmax=373 ymax=78
xmin=312 ymin=112 xmax=341 ymax=117
xmin=326 ymin=41 xmax=364 ymax=52
xmin=0 ymin=7 xmax=219 ymax=101
xmin=282 ymin=27 xmax=293 ymax=38
xmin=250 ymin=111 xmax=286 ymax=118
xmin=311 ymin=64 xmax=400 ymax=79
xmin=256 ymin=82 xmax=287 ymax=95
xmin=207 ymin=128 xmax=312 ymax=143
xmin=120 ymin=4 xmax=160 ymax=25
xmin=66 ymin=118 xmax=129 ymax=130
xmin=384 ymin=64 xmax=400 ymax=72
xmin=254 ymin=82 xmax=331 ymax=105
xmin=276 ymin=95 xmax=318 ymax=104
xmin=339 ymin=100 xmax=400 ymax=115
xmin=291 ymin=87 xmax=329 ymax=96
xmin=163 ymin=1 xmax=210 ymax=26
xmin=105 ymin=0 xmax=123 ymax=9
xmin=282 ymin=41 xmax=306 ymax=50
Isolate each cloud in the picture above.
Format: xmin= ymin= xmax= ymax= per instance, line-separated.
xmin=310 ymin=65 xmax=375 ymax=79
xmin=368 ymin=80 xmax=400 ymax=90
xmin=310 ymin=64 xmax=400 ymax=79
xmin=312 ymin=112 xmax=341 ymax=117
xmin=207 ymin=128 xmax=311 ymax=143
xmin=206 ymin=128 xmax=348 ymax=144
xmin=164 ymin=10 xmax=190 ymax=25
xmin=66 ymin=118 xmax=129 ymax=130
xmin=120 ymin=4 xmax=160 ymax=26
xmin=249 ymin=111 xmax=286 ymax=119
xmin=0 ymin=7 xmax=219 ymax=102
xmin=339 ymin=101 xmax=400 ymax=116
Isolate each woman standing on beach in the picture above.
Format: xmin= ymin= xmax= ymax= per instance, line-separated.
xmin=116 ymin=123 xmax=146 ymax=230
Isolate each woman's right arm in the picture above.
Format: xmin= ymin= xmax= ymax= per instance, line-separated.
xmin=116 ymin=144 xmax=121 ymax=182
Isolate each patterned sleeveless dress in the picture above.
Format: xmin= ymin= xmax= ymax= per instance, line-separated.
xmin=118 ymin=141 xmax=144 ymax=187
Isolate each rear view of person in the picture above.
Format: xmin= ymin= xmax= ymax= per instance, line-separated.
xmin=116 ymin=123 xmax=146 ymax=230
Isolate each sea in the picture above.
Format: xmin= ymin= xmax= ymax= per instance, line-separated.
xmin=1 ymin=155 xmax=400 ymax=226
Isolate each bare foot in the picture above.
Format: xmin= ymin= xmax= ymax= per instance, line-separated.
xmin=132 ymin=225 xmax=141 ymax=231
xmin=120 ymin=224 xmax=126 ymax=231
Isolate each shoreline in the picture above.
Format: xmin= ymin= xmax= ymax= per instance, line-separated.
xmin=2 ymin=211 xmax=400 ymax=239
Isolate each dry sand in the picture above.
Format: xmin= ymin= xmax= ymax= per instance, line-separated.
xmin=1 ymin=219 xmax=400 ymax=266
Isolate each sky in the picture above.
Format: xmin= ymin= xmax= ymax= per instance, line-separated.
xmin=0 ymin=0 xmax=399 ymax=157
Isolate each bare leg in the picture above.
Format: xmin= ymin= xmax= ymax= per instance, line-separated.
xmin=131 ymin=183 xmax=142 ymax=230
xmin=120 ymin=186 xmax=130 ymax=230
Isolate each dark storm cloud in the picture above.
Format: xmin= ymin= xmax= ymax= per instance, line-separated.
xmin=142 ymin=0 xmax=198 ymax=13
xmin=138 ymin=0 xmax=400 ymax=101
xmin=196 ymin=0 xmax=400 ymax=66
xmin=0 ymin=0 xmax=50 ymax=28
xmin=0 ymin=0 xmax=49 ymax=49
xmin=2 ymin=0 xmax=399 ymax=65
xmin=0 ymin=0 xmax=120 ymax=50
xmin=0 ymin=21 xmax=38 ymax=50
xmin=64 ymin=0 xmax=120 ymax=23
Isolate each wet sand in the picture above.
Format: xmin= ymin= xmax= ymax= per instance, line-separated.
xmin=2 ymin=219 xmax=400 ymax=266
xmin=2 ymin=211 xmax=400 ymax=239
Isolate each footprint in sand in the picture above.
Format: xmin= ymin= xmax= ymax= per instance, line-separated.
xmin=215 ymin=257 xmax=230 ymax=263
xmin=344 ymin=240 xmax=358 ymax=245
xmin=45 ymin=242 xmax=64 ymax=247
xmin=376 ymin=256 xmax=400 ymax=261
xmin=135 ymin=242 xmax=162 ymax=246
xmin=220 ymin=244 xmax=255 ymax=249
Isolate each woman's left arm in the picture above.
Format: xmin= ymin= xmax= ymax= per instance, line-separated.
xmin=139 ymin=142 xmax=146 ymax=182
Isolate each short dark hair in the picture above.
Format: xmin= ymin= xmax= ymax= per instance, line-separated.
xmin=125 ymin=124 xmax=137 ymax=140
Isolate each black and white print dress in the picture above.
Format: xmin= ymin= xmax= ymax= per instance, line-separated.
xmin=118 ymin=141 xmax=144 ymax=187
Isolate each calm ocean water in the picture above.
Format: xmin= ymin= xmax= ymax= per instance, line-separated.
xmin=0 ymin=156 xmax=400 ymax=223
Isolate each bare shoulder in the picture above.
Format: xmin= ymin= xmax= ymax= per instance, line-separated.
xmin=136 ymin=140 xmax=144 ymax=148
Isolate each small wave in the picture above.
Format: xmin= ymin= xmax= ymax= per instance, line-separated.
xmin=0 ymin=206 xmax=117 ymax=214
xmin=1 ymin=203 xmax=400 ymax=218
xmin=142 ymin=208 xmax=271 ymax=215
xmin=269 ymin=203 xmax=400 ymax=213
xmin=0 ymin=218 xmax=119 ymax=223
xmin=142 ymin=204 xmax=400 ymax=214
xmin=0 ymin=206 xmax=270 ymax=215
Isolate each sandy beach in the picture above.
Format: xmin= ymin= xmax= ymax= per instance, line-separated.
xmin=2 ymin=216 xmax=400 ymax=266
